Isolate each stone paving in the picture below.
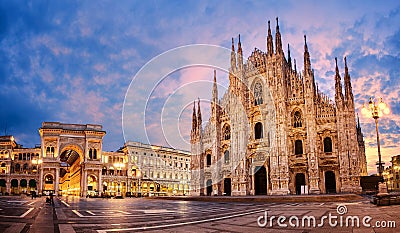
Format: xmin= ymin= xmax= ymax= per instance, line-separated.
xmin=0 ymin=195 xmax=398 ymax=232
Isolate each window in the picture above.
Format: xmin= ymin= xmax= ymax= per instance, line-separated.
xmin=46 ymin=146 xmax=55 ymax=157
xmin=223 ymin=125 xmax=231 ymax=140
xmin=224 ymin=151 xmax=230 ymax=164
xmin=15 ymin=164 xmax=20 ymax=172
xmin=293 ymin=111 xmax=302 ymax=128
xmin=323 ymin=137 xmax=333 ymax=153
xmin=295 ymin=140 xmax=303 ymax=155
xmin=206 ymin=154 xmax=211 ymax=167
xmin=45 ymin=175 xmax=53 ymax=184
xmin=255 ymin=122 xmax=263 ymax=139
xmin=254 ymin=81 xmax=263 ymax=105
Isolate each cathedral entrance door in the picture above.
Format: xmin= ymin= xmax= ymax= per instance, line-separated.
xmin=325 ymin=171 xmax=336 ymax=193
xmin=223 ymin=178 xmax=231 ymax=196
xmin=254 ymin=166 xmax=267 ymax=195
xmin=295 ymin=173 xmax=306 ymax=195
xmin=206 ymin=179 xmax=212 ymax=196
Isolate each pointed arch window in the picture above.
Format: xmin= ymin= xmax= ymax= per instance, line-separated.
xmin=255 ymin=122 xmax=263 ymax=139
xmin=295 ymin=140 xmax=303 ymax=155
xmin=206 ymin=154 xmax=211 ymax=167
xmin=224 ymin=150 xmax=230 ymax=164
xmin=293 ymin=111 xmax=302 ymax=128
xmin=223 ymin=125 xmax=231 ymax=140
xmin=254 ymin=81 xmax=263 ymax=105
xmin=324 ymin=137 xmax=333 ymax=153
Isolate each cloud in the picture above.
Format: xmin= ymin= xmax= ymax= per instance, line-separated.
xmin=0 ymin=0 xmax=399 ymax=165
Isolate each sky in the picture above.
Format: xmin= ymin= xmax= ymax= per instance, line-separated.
xmin=0 ymin=0 xmax=399 ymax=174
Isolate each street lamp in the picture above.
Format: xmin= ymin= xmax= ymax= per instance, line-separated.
xmin=31 ymin=158 xmax=42 ymax=195
xmin=362 ymin=97 xmax=390 ymax=176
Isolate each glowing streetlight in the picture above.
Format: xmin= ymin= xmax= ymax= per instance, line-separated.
xmin=31 ymin=158 xmax=42 ymax=173
xmin=362 ymin=97 xmax=390 ymax=176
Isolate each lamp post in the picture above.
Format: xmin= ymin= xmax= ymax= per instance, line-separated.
xmin=362 ymin=97 xmax=390 ymax=177
xmin=31 ymin=158 xmax=42 ymax=196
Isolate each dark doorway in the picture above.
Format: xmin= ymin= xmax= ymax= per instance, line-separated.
xmin=295 ymin=173 xmax=306 ymax=195
xmin=206 ymin=179 xmax=212 ymax=196
xmin=325 ymin=171 xmax=336 ymax=193
xmin=224 ymin=178 xmax=231 ymax=196
xmin=254 ymin=166 xmax=267 ymax=195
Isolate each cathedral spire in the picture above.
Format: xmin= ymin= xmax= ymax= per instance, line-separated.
xmin=287 ymin=44 xmax=292 ymax=69
xmin=212 ymin=70 xmax=218 ymax=104
xmin=237 ymin=34 xmax=243 ymax=70
xmin=197 ymin=98 xmax=202 ymax=132
xmin=237 ymin=34 xmax=242 ymax=55
xmin=344 ymin=56 xmax=354 ymax=107
xmin=267 ymin=20 xmax=274 ymax=56
xmin=294 ymin=58 xmax=297 ymax=73
xmin=304 ymin=35 xmax=311 ymax=75
xmin=275 ymin=17 xmax=282 ymax=54
xmin=191 ymin=101 xmax=197 ymax=134
xmin=230 ymin=37 xmax=236 ymax=71
xmin=334 ymin=57 xmax=344 ymax=107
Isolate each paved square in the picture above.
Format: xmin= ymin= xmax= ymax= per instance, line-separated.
xmin=0 ymin=195 xmax=399 ymax=232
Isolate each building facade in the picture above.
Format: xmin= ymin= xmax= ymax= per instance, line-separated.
xmin=0 ymin=122 xmax=190 ymax=197
xmin=383 ymin=155 xmax=400 ymax=192
xmin=190 ymin=18 xmax=367 ymax=196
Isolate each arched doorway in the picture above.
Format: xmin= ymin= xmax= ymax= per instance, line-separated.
xmin=224 ymin=178 xmax=231 ymax=196
xmin=44 ymin=174 xmax=54 ymax=194
xmin=59 ymin=148 xmax=82 ymax=196
xmin=254 ymin=166 xmax=267 ymax=195
xmin=295 ymin=173 xmax=306 ymax=195
xmin=11 ymin=179 xmax=19 ymax=194
xmin=206 ymin=179 xmax=212 ymax=196
xmin=325 ymin=171 xmax=336 ymax=194
xmin=29 ymin=179 xmax=37 ymax=193
xmin=20 ymin=179 xmax=27 ymax=193
xmin=0 ymin=179 xmax=6 ymax=194
xmin=87 ymin=175 xmax=98 ymax=196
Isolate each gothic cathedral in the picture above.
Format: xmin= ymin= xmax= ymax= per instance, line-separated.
xmin=190 ymin=18 xmax=368 ymax=196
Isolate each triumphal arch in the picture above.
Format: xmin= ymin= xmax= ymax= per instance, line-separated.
xmin=39 ymin=122 xmax=105 ymax=196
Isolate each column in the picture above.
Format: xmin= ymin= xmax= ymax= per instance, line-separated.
xmin=98 ymin=170 xmax=103 ymax=194
xmin=55 ymin=168 xmax=59 ymax=195
xmin=39 ymin=167 xmax=43 ymax=195
xmin=82 ymin=169 xmax=87 ymax=197
xmin=6 ymin=179 xmax=10 ymax=194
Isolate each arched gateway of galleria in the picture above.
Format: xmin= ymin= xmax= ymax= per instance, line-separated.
xmin=0 ymin=122 xmax=191 ymax=197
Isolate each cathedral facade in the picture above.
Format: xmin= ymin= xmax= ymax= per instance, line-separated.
xmin=190 ymin=18 xmax=368 ymax=196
